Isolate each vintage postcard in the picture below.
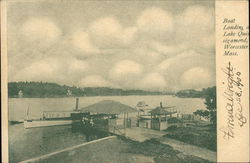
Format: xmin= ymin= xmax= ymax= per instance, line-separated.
xmin=1 ymin=0 xmax=249 ymax=163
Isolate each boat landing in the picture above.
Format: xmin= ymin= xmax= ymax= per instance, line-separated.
xmin=112 ymin=127 xmax=167 ymax=142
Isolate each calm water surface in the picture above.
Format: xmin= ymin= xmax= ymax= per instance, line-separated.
xmin=8 ymin=96 xmax=206 ymax=121
xmin=8 ymin=96 xmax=206 ymax=162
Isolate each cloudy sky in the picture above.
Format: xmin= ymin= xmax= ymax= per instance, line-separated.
xmin=7 ymin=0 xmax=215 ymax=91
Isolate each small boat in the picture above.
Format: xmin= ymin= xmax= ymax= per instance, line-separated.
xmin=9 ymin=120 xmax=24 ymax=125
xmin=24 ymin=98 xmax=80 ymax=129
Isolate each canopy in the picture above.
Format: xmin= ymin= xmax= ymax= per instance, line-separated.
xmin=80 ymin=100 xmax=137 ymax=114
xmin=149 ymin=106 xmax=176 ymax=115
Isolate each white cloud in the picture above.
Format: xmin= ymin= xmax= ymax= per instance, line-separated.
xmin=14 ymin=59 xmax=59 ymax=82
xmin=109 ymin=60 xmax=143 ymax=81
xmin=149 ymin=41 xmax=187 ymax=56
xmin=157 ymin=51 xmax=200 ymax=71
xmin=139 ymin=72 xmax=167 ymax=90
xmin=79 ymin=75 xmax=111 ymax=87
xmin=179 ymin=6 xmax=214 ymax=32
xmin=121 ymin=27 xmax=138 ymax=45
xmin=90 ymin=17 xmax=122 ymax=38
xmin=21 ymin=17 xmax=61 ymax=46
xmin=180 ymin=67 xmax=213 ymax=89
xmin=199 ymin=34 xmax=215 ymax=50
xmin=157 ymin=58 xmax=176 ymax=72
xmin=176 ymin=6 xmax=214 ymax=50
xmin=68 ymin=59 xmax=88 ymax=73
xmin=10 ymin=4 xmax=215 ymax=91
xmin=131 ymin=47 xmax=163 ymax=67
xmin=70 ymin=30 xmax=99 ymax=54
xmin=137 ymin=7 xmax=173 ymax=37
xmin=89 ymin=17 xmax=136 ymax=48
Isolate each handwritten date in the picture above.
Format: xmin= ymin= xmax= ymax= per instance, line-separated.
xmin=220 ymin=62 xmax=246 ymax=139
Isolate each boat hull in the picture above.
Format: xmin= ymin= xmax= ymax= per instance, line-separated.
xmin=24 ymin=119 xmax=73 ymax=129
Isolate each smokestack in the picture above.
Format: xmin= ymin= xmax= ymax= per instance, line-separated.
xmin=75 ymin=98 xmax=79 ymax=111
xmin=160 ymin=102 xmax=162 ymax=108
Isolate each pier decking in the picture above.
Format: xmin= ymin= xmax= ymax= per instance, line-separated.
xmin=112 ymin=127 xmax=167 ymax=142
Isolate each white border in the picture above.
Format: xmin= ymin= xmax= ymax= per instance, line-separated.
xmin=1 ymin=0 xmax=9 ymax=163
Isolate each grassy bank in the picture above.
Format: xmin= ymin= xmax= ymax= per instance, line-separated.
xmin=30 ymin=135 xmax=211 ymax=163
xmin=164 ymin=125 xmax=216 ymax=151
xmin=121 ymin=137 xmax=211 ymax=163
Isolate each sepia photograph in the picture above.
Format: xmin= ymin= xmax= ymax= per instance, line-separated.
xmin=4 ymin=0 xmax=218 ymax=162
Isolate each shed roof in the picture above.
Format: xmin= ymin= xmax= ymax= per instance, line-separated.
xmin=80 ymin=100 xmax=137 ymax=114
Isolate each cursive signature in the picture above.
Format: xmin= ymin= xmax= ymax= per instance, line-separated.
xmin=220 ymin=62 xmax=247 ymax=139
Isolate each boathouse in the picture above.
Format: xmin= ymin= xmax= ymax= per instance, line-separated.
xmin=80 ymin=100 xmax=137 ymax=133
xmin=149 ymin=102 xmax=177 ymax=131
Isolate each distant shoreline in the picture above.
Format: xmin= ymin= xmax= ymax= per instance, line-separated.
xmin=8 ymin=94 xmax=177 ymax=98
xmin=8 ymin=81 xmax=215 ymax=99
xmin=8 ymin=95 xmax=204 ymax=99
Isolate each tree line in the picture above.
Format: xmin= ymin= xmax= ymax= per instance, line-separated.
xmin=175 ymin=87 xmax=216 ymax=98
xmin=175 ymin=86 xmax=216 ymax=125
xmin=8 ymin=81 xmax=171 ymax=98
xmin=193 ymin=87 xmax=216 ymax=125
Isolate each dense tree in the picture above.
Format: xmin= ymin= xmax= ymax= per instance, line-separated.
xmin=8 ymin=81 xmax=171 ymax=97
xmin=193 ymin=86 xmax=216 ymax=125
xmin=193 ymin=110 xmax=210 ymax=119
xmin=176 ymin=89 xmax=203 ymax=98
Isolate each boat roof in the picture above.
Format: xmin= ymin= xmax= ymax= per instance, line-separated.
xmin=80 ymin=100 xmax=137 ymax=114
xmin=149 ymin=106 xmax=176 ymax=115
xmin=136 ymin=101 xmax=149 ymax=107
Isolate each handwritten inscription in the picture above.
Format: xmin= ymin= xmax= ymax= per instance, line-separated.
xmin=220 ymin=62 xmax=247 ymax=139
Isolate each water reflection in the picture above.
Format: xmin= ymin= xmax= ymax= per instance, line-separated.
xmin=9 ymin=123 xmax=109 ymax=163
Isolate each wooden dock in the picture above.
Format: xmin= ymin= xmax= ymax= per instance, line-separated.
xmin=112 ymin=127 xmax=167 ymax=142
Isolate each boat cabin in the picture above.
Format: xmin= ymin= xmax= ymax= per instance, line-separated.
xmin=149 ymin=102 xmax=177 ymax=131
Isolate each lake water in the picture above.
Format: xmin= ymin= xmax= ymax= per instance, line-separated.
xmin=8 ymin=96 xmax=206 ymax=162
xmin=9 ymin=124 xmax=109 ymax=163
xmin=8 ymin=96 xmax=206 ymax=121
